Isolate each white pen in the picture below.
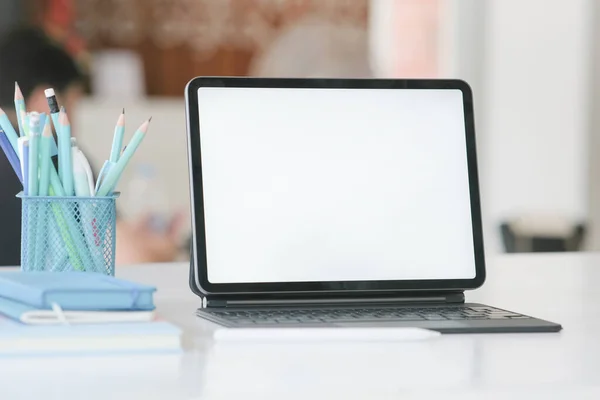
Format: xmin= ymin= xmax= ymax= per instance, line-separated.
xmin=71 ymin=138 xmax=95 ymax=196
xmin=213 ymin=327 xmax=441 ymax=343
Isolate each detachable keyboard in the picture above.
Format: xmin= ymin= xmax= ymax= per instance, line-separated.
xmin=198 ymin=305 xmax=531 ymax=327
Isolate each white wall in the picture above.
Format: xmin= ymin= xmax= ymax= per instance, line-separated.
xmin=587 ymin=2 xmax=600 ymax=250
xmin=481 ymin=0 xmax=593 ymax=252
xmin=371 ymin=0 xmax=594 ymax=253
xmin=369 ymin=0 xmax=397 ymax=78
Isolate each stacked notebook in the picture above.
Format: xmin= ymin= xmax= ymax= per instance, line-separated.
xmin=0 ymin=271 xmax=181 ymax=356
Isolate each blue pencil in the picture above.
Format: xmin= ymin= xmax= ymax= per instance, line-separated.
xmin=18 ymin=138 xmax=29 ymax=194
xmin=0 ymin=127 xmax=23 ymax=183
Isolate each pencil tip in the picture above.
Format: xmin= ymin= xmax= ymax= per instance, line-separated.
xmin=42 ymin=118 xmax=52 ymax=137
xmin=122 ymin=108 xmax=125 ymax=114
xmin=14 ymin=82 xmax=23 ymax=99
xmin=148 ymin=116 xmax=152 ymax=122
xmin=137 ymin=118 xmax=151 ymax=134
xmin=59 ymin=109 xmax=70 ymax=125
xmin=117 ymin=111 xmax=125 ymax=126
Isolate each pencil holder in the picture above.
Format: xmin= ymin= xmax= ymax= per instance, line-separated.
xmin=19 ymin=193 xmax=119 ymax=275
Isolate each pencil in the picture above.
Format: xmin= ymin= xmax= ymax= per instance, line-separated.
xmin=0 ymin=107 xmax=20 ymax=152
xmin=96 ymin=117 xmax=151 ymax=196
xmin=45 ymin=87 xmax=60 ymax=129
xmin=14 ymin=82 xmax=26 ymax=137
xmin=34 ymin=118 xmax=53 ymax=270
xmin=20 ymin=109 xmax=29 ymax=136
xmin=28 ymin=112 xmax=41 ymax=196
xmin=109 ymin=108 xmax=125 ymax=163
xmin=44 ymin=88 xmax=60 ymax=114
xmin=18 ymin=137 xmax=29 ymax=194
xmin=58 ymin=107 xmax=74 ymax=196
xmin=0 ymin=127 xmax=23 ymax=183
xmin=39 ymin=118 xmax=52 ymax=196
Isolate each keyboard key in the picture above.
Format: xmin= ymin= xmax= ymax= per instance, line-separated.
xmin=397 ymin=314 xmax=423 ymax=319
xmin=444 ymin=314 xmax=466 ymax=320
xmin=423 ymin=315 xmax=447 ymax=320
xmin=395 ymin=316 xmax=426 ymax=321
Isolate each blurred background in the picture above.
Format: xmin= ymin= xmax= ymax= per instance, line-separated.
xmin=1 ymin=0 xmax=597 ymax=261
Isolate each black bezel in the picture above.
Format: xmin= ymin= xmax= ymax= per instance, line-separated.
xmin=185 ymin=77 xmax=486 ymax=295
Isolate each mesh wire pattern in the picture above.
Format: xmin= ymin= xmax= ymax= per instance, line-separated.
xmin=19 ymin=194 xmax=118 ymax=275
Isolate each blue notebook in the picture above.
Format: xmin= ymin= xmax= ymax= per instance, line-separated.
xmin=0 ymin=272 xmax=156 ymax=310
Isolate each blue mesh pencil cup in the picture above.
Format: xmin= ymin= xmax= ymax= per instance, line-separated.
xmin=19 ymin=193 xmax=119 ymax=275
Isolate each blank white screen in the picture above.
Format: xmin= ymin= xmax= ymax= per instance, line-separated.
xmin=197 ymin=87 xmax=476 ymax=283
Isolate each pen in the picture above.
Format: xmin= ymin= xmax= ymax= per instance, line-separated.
xmin=0 ymin=127 xmax=23 ymax=183
xmin=28 ymin=112 xmax=41 ymax=196
xmin=96 ymin=117 xmax=152 ymax=196
xmin=109 ymin=108 xmax=125 ymax=163
xmin=214 ymin=327 xmax=442 ymax=342
xmin=71 ymin=138 xmax=95 ymax=197
xmin=58 ymin=107 xmax=74 ymax=196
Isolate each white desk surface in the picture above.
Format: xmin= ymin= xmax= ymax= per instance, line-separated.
xmin=2 ymin=253 xmax=600 ymax=399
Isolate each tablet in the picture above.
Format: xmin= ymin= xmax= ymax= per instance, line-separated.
xmin=185 ymin=78 xmax=485 ymax=296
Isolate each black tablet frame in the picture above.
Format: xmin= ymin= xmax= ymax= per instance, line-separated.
xmin=185 ymin=77 xmax=486 ymax=296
